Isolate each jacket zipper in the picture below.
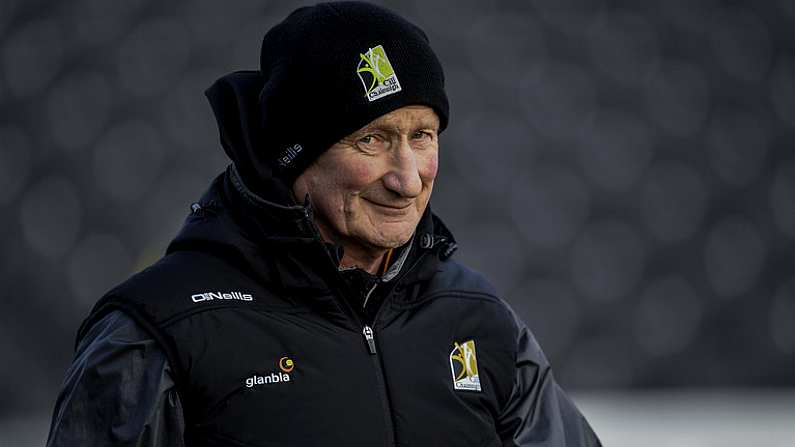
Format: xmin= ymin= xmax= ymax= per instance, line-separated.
xmin=303 ymin=206 xmax=438 ymax=446
xmin=302 ymin=208 xmax=398 ymax=446
xmin=360 ymin=321 xmax=396 ymax=447
xmin=363 ymin=325 xmax=377 ymax=354
xmin=358 ymin=251 xmax=430 ymax=445
xmin=361 ymin=246 xmax=429 ymax=353
xmin=323 ymin=284 xmax=396 ymax=445
xmin=344 ymin=251 xmax=430 ymax=446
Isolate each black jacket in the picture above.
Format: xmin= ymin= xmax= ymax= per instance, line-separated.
xmin=47 ymin=71 xmax=601 ymax=446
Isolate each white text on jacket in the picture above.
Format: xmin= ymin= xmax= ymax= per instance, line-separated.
xmin=191 ymin=291 xmax=254 ymax=303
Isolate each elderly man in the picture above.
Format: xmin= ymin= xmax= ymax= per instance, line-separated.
xmin=47 ymin=2 xmax=601 ymax=446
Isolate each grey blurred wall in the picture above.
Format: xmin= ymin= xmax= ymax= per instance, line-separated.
xmin=1 ymin=0 xmax=794 ymax=424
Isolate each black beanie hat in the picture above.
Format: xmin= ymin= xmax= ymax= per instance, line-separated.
xmin=259 ymin=1 xmax=449 ymax=184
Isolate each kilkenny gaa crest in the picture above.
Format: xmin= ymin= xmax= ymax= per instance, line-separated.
xmin=356 ymin=44 xmax=402 ymax=101
xmin=450 ymin=340 xmax=481 ymax=392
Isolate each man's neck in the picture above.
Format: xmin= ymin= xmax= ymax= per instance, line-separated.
xmin=312 ymin=223 xmax=389 ymax=275
xmin=338 ymin=243 xmax=388 ymax=275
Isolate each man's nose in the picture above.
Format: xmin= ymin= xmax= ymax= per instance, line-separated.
xmin=382 ymin=138 xmax=422 ymax=198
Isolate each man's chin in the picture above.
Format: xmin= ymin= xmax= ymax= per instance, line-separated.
xmin=357 ymin=227 xmax=415 ymax=251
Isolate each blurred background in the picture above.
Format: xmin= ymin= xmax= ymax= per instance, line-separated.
xmin=1 ymin=0 xmax=794 ymax=445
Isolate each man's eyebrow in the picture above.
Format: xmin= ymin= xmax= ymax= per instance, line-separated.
xmin=364 ymin=119 xmax=440 ymax=133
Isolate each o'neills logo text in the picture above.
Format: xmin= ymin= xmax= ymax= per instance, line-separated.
xmin=190 ymin=291 xmax=253 ymax=303
xmin=277 ymin=143 xmax=303 ymax=167
xmin=246 ymin=356 xmax=294 ymax=388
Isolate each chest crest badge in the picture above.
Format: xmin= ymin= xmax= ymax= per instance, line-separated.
xmin=450 ymin=340 xmax=481 ymax=392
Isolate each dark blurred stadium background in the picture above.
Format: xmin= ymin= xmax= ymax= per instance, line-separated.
xmin=1 ymin=0 xmax=794 ymax=444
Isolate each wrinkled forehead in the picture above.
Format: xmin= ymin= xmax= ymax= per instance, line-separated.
xmin=354 ymin=105 xmax=441 ymax=135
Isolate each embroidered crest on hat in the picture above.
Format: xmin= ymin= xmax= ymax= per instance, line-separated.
xmin=356 ymin=45 xmax=402 ymax=102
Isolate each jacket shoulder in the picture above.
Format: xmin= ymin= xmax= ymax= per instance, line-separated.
xmin=422 ymin=258 xmax=555 ymax=384
xmin=108 ymin=251 xmax=267 ymax=316
xmin=424 ymin=258 xmax=500 ymax=301
xmin=78 ymin=251 xmax=281 ymax=342
xmin=414 ymin=258 xmax=522 ymax=336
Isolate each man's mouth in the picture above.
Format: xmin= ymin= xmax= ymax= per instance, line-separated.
xmin=364 ymin=198 xmax=413 ymax=211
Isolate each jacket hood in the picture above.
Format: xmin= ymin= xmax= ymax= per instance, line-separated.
xmin=204 ymin=70 xmax=295 ymax=203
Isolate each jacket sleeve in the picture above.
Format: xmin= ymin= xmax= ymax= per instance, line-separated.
xmin=46 ymin=310 xmax=186 ymax=447
xmin=497 ymin=316 xmax=602 ymax=447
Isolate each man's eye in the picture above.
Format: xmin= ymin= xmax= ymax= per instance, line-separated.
xmin=412 ymin=131 xmax=433 ymax=140
xmin=356 ymin=134 xmax=387 ymax=152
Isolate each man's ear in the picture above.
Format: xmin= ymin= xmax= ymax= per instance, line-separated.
xmin=291 ymin=174 xmax=305 ymax=205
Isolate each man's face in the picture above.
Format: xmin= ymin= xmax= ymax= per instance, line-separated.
xmin=293 ymin=105 xmax=440 ymax=252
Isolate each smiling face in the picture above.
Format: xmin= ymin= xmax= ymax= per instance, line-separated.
xmin=293 ymin=105 xmax=440 ymax=258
